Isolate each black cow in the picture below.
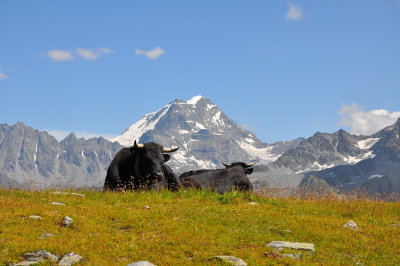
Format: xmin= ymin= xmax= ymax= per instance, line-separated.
xmin=179 ymin=162 xmax=256 ymax=194
xmin=104 ymin=141 xmax=181 ymax=191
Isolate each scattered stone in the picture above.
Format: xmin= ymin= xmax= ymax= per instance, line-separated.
xmin=213 ymin=256 xmax=247 ymax=265
xmin=13 ymin=261 xmax=38 ymax=265
xmin=23 ymin=250 xmax=59 ymax=262
xmin=144 ymin=205 xmax=150 ymax=210
xmin=62 ymin=216 xmax=73 ymax=227
xmin=266 ymin=241 xmax=315 ymax=252
xmin=127 ymin=261 xmax=156 ymax=266
xmin=173 ymin=217 xmax=185 ymax=221
xmin=248 ymin=202 xmax=259 ymax=206
xmin=343 ymin=220 xmax=358 ymax=230
xmin=39 ymin=233 xmax=55 ymax=239
xmin=70 ymin=192 xmax=85 ymax=197
xmin=52 ymin=191 xmax=69 ymax=195
xmin=52 ymin=191 xmax=85 ymax=197
xmin=283 ymin=230 xmax=293 ymax=233
xmin=58 ymin=252 xmax=83 ymax=266
xmin=388 ymin=224 xmax=400 ymax=227
xmin=51 ymin=202 xmax=65 ymax=206
xmin=28 ymin=215 xmax=41 ymax=220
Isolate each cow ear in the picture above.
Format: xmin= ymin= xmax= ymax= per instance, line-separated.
xmin=163 ymin=154 xmax=171 ymax=162
xmin=130 ymin=147 xmax=136 ymax=154
xmin=246 ymin=168 xmax=254 ymax=174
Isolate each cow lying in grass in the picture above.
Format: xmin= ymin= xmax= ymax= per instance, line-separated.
xmin=179 ymin=162 xmax=255 ymax=194
xmin=104 ymin=141 xmax=181 ymax=192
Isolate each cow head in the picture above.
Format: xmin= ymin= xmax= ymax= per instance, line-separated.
xmin=130 ymin=141 xmax=179 ymax=186
xmin=221 ymin=161 xmax=256 ymax=191
xmin=222 ymin=161 xmax=256 ymax=174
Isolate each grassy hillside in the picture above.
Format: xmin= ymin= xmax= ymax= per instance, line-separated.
xmin=0 ymin=189 xmax=399 ymax=265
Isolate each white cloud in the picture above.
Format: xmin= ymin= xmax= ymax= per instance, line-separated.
xmin=47 ymin=50 xmax=74 ymax=62
xmin=0 ymin=73 xmax=8 ymax=80
xmin=46 ymin=129 xmax=116 ymax=141
xmin=286 ymin=3 xmax=303 ymax=21
xmin=76 ymin=47 xmax=113 ymax=60
xmin=338 ymin=103 xmax=400 ymax=135
xmin=46 ymin=47 xmax=113 ymax=62
xmin=135 ymin=46 xmax=165 ymax=60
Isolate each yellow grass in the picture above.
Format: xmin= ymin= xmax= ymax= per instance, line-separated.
xmin=0 ymin=189 xmax=399 ymax=265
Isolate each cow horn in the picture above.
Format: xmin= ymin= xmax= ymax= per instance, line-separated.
xmin=245 ymin=162 xmax=257 ymax=167
xmin=221 ymin=161 xmax=231 ymax=167
xmin=163 ymin=147 xmax=179 ymax=153
xmin=134 ymin=140 xmax=144 ymax=149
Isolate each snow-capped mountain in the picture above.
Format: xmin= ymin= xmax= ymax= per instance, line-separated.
xmin=254 ymin=118 xmax=400 ymax=193
xmin=301 ymin=118 xmax=400 ymax=194
xmin=112 ymin=96 xmax=302 ymax=172
xmin=1 ymin=96 xmax=398 ymax=194
xmin=0 ymin=122 xmax=122 ymax=188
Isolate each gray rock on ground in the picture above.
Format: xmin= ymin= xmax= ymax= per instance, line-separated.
xmin=343 ymin=220 xmax=358 ymax=230
xmin=23 ymin=250 xmax=59 ymax=262
xmin=28 ymin=215 xmax=41 ymax=220
xmin=53 ymin=191 xmax=85 ymax=197
xmin=13 ymin=261 xmax=38 ymax=266
xmin=58 ymin=252 xmax=83 ymax=266
xmin=248 ymin=202 xmax=260 ymax=206
xmin=127 ymin=261 xmax=156 ymax=266
xmin=51 ymin=202 xmax=65 ymax=206
xmin=62 ymin=216 xmax=73 ymax=227
xmin=266 ymin=241 xmax=315 ymax=252
xmin=70 ymin=192 xmax=85 ymax=197
xmin=214 ymin=256 xmax=247 ymax=265
xmin=38 ymin=233 xmax=55 ymax=239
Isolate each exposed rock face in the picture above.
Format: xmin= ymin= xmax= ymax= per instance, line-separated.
xmin=213 ymin=256 xmax=247 ymax=265
xmin=1 ymin=99 xmax=399 ymax=194
xmin=127 ymin=262 xmax=156 ymax=266
xmin=343 ymin=220 xmax=358 ymax=230
xmin=304 ymin=118 xmax=400 ymax=194
xmin=0 ymin=122 xmax=123 ymax=189
xmin=21 ymin=250 xmax=59 ymax=263
xmin=255 ymin=118 xmax=400 ymax=194
xmin=58 ymin=252 xmax=83 ymax=266
xmin=62 ymin=216 xmax=73 ymax=227
xmin=266 ymin=241 xmax=315 ymax=252
xmin=112 ymin=96 xmax=302 ymax=173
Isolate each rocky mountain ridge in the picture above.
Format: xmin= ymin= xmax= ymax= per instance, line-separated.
xmin=112 ymin=96 xmax=303 ymax=172
xmin=1 ymin=96 xmax=399 ymax=194
xmin=0 ymin=122 xmax=122 ymax=188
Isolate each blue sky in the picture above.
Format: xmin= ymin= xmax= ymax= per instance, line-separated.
xmin=1 ymin=0 xmax=399 ymax=143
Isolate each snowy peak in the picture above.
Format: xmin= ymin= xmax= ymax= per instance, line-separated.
xmin=186 ymin=95 xmax=204 ymax=105
xmin=111 ymin=96 xmax=300 ymax=172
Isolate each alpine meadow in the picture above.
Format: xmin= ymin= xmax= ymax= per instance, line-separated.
xmin=1 ymin=1 xmax=400 ymax=265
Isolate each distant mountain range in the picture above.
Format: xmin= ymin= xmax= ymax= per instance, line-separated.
xmin=0 ymin=123 xmax=122 ymax=188
xmin=1 ymin=95 xmax=399 ymax=194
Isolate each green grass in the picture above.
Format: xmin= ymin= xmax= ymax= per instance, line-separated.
xmin=0 ymin=189 xmax=399 ymax=265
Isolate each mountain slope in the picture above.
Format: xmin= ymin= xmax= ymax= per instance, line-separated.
xmin=112 ymin=96 xmax=302 ymax=172
xmin=253 ymin=127 xmax=384 ymax=188
xmin=305 ymin=118 xmax=400 ymax=193
xmin=0 ymin=122 xmax=122 ymax=188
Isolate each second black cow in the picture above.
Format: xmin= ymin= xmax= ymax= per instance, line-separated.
xmin=179 ymin=162 xmax=255 ymax=194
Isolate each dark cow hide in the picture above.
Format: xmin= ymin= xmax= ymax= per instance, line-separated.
xmin=179 ymin=162 xmax=255 ymax=194
xmin=104 ymin=141 xmax=180 ymax=191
